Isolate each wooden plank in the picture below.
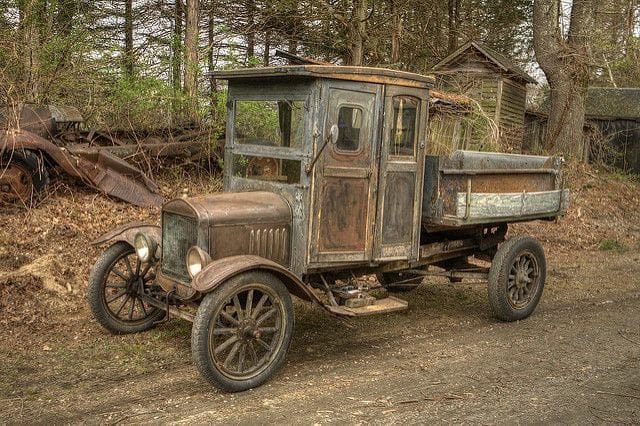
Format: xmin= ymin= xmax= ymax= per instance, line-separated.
xmin=455 ymin=189 xmax=569 ymax=220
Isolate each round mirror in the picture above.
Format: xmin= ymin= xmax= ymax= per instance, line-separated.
xmin=330 ymin=124 xmax=339 ymax=144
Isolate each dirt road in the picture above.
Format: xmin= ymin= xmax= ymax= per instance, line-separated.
xmin=2 ymin=247 xmax=639 ymax=424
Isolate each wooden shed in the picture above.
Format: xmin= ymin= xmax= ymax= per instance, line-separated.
xmin=431 ymin=41 xmax=537 ymax=151
xmin=524 ymin=87 xmax=640 ymax=173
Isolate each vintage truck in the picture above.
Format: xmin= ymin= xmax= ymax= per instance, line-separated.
xmin=88 ymin=65 xmax=569 ymax=392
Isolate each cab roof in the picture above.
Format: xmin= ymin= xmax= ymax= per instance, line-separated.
xmin=214 ymin=65 xmax=435 ymax=89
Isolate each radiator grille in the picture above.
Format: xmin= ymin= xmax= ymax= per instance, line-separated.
xmin=161 ymin=212 xmax=198 ymax=281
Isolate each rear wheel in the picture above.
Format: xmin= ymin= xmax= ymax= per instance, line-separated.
xmin=488 ymin=236 xmax=546 ymax=321
xmin=191 ymin=271 xmax=294 ymax=392
xmin=0 ymin=150 xmax=49 ymax=207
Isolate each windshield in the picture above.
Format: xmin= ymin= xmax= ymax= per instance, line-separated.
xmin=234 ymin=99 xmax=305 ymax=148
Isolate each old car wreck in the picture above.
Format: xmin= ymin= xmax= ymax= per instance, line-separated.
xmin=0 ymin=104 xmax=163 ymax=207
xmin=88 ymin=65 xmax=569 ymax=392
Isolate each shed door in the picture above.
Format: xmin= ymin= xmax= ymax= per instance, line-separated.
xmin=310 ymin=83 xmax=382 ymax=263
xmin=374 ymin=86 xmax=427 ymax=261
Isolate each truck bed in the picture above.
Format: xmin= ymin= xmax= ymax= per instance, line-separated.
xmin=422 ymin=151 xmax=569 ymax=230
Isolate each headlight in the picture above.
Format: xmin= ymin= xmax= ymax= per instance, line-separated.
xmin=134 ymin=232 xmax=156 ymax=263
xmin=186 ymin=246 xmax=211 ymax=278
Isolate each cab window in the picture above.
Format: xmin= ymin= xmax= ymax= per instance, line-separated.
xmin=336 ymin=106 xmax=363 ymax=152
xmin=389 ymin=96 xmax=419 ymax=157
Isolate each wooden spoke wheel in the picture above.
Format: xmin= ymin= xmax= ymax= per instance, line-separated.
xmin=88 ymin=242 xmax=164 ymax=334
xmin=0 ymin=150 xmax=49 ymax=207
xmin=192 ymin=271 xmax=294 ymax=392
xmin=488 ymin=236 xmax=546 ymax=322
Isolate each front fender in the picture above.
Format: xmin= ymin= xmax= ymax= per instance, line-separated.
xmin=92 ymin=221 xmax=160 ymax=248
xmin=192 ymin=255 xmax=323 ymax=305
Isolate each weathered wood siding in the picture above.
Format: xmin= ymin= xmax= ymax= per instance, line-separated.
xmin=433 ymin=50 xmax=528 ymax=152
xmin=428 ymin=110 xmax=471 ymax=154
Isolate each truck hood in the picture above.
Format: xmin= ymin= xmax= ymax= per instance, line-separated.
xmin=162 ymin=191 xmax=292 ymax=226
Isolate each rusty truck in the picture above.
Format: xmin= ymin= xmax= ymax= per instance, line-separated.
xmin=88 ymin=65 xmax=569 ymax=392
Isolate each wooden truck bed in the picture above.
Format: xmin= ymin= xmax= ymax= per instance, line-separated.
xmin=422 ymin=151 xmax=569 ymax=229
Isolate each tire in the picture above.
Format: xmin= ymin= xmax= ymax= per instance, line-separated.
xmin=191 ymin=271 xmax=294 ymax=392
xmin=0 ymin=150 xmax=50 ymax=207
xmin=88 ymin=241 xmax=164 ymax=334
xmin=376 ymin=271 xmax=423 ymax=292
xmin=488 ymin=235 xmax=546 ymax=322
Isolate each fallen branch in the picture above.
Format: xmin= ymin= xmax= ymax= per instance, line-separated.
xmin=618 ymin=331 xmax=640 ymax=345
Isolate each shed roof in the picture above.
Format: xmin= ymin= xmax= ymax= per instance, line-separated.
xmin=213 ymin=65 xmax=435 ymax=89
xmin=583 ymin=87 xmax=640 ymax=120
xmin=432 ymin=41 xmax=537 ymax=85
xmin=533 ymin=87 xmax=640 ymax=120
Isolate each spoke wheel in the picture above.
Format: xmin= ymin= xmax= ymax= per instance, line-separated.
xmin=192 ymin=271 xmax=294 ymax=392
xmin=506 ymin=252 xmax=539 ymax=309
xmin=88 ymin=242 xmax=164 ymax=334
xmin=488 ymin=236 xmax=546 ymax=322
xmin=0 ymin=150 xmax=49 ymax=207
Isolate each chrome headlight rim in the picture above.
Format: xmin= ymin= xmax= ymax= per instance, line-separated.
xmin=186 ymin=246 xmax=211 ymax=278
xmin=134 ymin=232 xmax=157 ymax=263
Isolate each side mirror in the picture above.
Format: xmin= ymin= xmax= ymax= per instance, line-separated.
xmin=330 ymin=124 xmax=339 ymax=144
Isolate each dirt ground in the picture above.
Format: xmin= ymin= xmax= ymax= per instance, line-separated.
xmin=0 ymin=165 xmax=639 ymax=424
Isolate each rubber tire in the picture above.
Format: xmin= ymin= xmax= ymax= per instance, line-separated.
xmin=0 ymin=150 xmax=50 ymax=207
xmin=376 ymin=271 xmax=423 ymax=292
xmin=191 ymin=271 xmax=294 ymax=392
xmin=88 ymin=242 xmax=164 ymax=334
xmin=488 ymin=235 xmax=546 ymax=322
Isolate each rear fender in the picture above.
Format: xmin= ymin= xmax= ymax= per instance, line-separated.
xmin=192 ymin=255 xmax=323 ymax=305
xmin=92 ymin=222 xmax=160 ymax=248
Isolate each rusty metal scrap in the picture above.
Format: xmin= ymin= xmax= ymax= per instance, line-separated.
xmin=1 ymin=130 xmax=163 ymax=207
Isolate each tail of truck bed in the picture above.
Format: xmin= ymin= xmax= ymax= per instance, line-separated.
xmin=422 ymin=150 xmax=569 ymax=230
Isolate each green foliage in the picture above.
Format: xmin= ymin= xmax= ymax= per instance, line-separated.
xmin=598 ymin=239 xmax=628 ymax=253
xmin=96 ymin=75 xmax=189 ymax=131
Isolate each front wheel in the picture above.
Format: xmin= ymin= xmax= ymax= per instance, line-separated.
xmin=88 ymin=241 xmax=164 ymax=333
xmin=488 ymin=235 xmax=546 ymax=321
xmin=191 ymin=271 xmax=294 ymax=392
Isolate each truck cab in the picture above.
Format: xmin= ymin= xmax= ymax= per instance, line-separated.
xmin=219 ymin=65 xmax=431 ymax=272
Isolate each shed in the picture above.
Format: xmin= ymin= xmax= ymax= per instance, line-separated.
xmin=524 ymin=87 xmax=640 ymax=173
xmin=431 ymin=41 xmax=536 ymax=151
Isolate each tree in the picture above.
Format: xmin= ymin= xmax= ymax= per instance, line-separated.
xmin=533 ymin=0 xmax=594 ymax=160
xmin=184 ymin=0 xmax=200 ymax=122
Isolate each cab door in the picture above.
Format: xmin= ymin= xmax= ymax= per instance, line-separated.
xmin=374 ymin=86 xmax=427 ymax=261
xmin=309 ymin=82 xmax=382 ymax=264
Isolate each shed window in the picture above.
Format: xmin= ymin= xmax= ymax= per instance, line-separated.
xmin=390 ymin=96 xmax=419 ymax=157
xmin=336 ymin=106 xmax=363 ymax=152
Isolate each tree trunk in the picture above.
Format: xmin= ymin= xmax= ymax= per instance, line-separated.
xmin=447 ymin=0 xmax=461 ymax=53
xmin=184 ymin=0 xmax=200 ymax=123
xmin=346 ymin=0 xmax=367 ymax=65
xmin=173 ymin=0 xmax=183 ymax=92
xmin=246 ymin=0 xmax=255 ymax=63
xmin=207 ymin=2 xmax=217 ymax=121
xmin=390 ymin=0 xmax=402 ymax=64
xmin=263 ymin=30 xmax=270 ymax=66
xmin=533 ymin=0 xmax=593 ymax=159
xmin=124 ymin=0 xmax=134 ymax=78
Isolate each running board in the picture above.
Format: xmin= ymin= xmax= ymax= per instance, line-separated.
xmin=325 ymin=296 xmax=408 ymax=317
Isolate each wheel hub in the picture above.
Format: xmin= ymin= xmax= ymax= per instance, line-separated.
xmin=238 ymin=319 xmax=261 ymax=341
xmin=0 ymin=163 xmax=33 ymax=201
